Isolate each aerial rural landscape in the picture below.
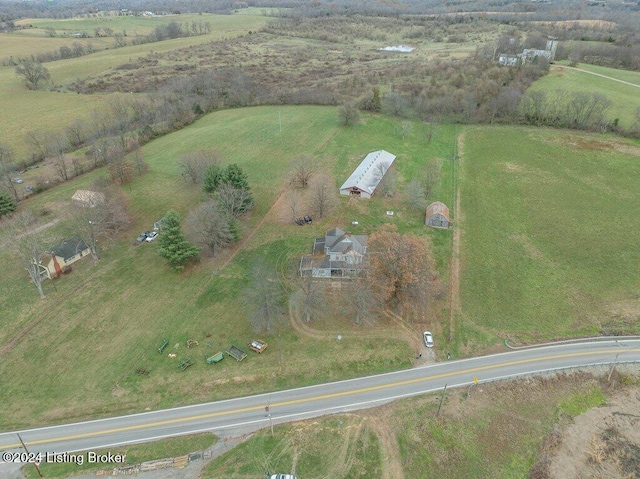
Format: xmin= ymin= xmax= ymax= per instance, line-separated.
xmin=0 ymin=0 xmax=639 ymax=477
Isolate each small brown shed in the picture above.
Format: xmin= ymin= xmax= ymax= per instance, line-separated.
xmin=425 ymin=201 xmax=450 ymax=229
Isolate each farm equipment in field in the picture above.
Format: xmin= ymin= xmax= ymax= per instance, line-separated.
xmin=205 ymin=351 xmax=224 ymax=364
xmin=249 ymin=339 xmax=268 ymax=353
xmin=225 ymin=345 xmax=247 ymax=361
xmin=158 ymin=338 xmax=169 ymax=354
xmin=178 ymin=358 xmax=194 ymax=371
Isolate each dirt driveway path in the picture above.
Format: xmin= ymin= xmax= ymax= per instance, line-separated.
xmin=553 ymin=65 xmax=640 ymax=89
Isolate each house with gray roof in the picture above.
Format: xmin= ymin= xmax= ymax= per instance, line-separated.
xmin=339 ymin=150 xmax=396 ymax=199
xmin=299 ymin=227 xmax=367 ymax=278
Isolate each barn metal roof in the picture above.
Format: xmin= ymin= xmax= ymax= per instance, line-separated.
xmin=340 ymin=150 xmax=396 ymax=196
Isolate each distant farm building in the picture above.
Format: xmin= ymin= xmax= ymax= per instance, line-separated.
xmin=299 ymin=227 xmax=367 ymax=278
xmin=72 ymin=190 xmax=105 ymax=208
xmin=339 ymin=150 xmax=396 ymax=199
xmin=41 ymin=236 xmax=90 ymax=279
xmin=498 ymin=39 xmax=558 ymax=66
xmin=425 ymin=202 xmax=450 ymax=229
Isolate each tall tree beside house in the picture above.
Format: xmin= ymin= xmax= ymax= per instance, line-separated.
xmin=68 ymin=187 xmax=130 ymax=261
xmin=158 ymin=210 xmax=199 ymax=270
xmin=0 ymin=189 xmax=17 ymax=218
xmin=296 ymin=275 xmax=325 ymax=323
xmin=368 ymin=224 xmax=434 ymax=314
xmin=11 ymin=211 xmax=48 ymax=298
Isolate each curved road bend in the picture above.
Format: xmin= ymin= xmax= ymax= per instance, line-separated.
xmin=1 ymin=339 xmax=639 ymax=459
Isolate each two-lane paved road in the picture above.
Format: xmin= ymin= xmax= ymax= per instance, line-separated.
xmin=1 ymin=339 xmax=639 ymax=459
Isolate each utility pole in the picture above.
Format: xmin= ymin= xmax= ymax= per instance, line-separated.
xmin=17 ymin=433 xmax=43 ymax=478
xmin=436 ymin=384 xmax=448 ymax=417
xmin=608 ymin=353 xmax=619 ymax=382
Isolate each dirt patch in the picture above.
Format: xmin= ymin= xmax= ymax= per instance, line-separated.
xmin=365 ymin=409 xmax=405 ymax=479
xmin=505 ymin=162 xmax=525 ymax=173
xmin=547 ymin=386 xmax=640 ymax=479
xmin=511 ymin=234 xmax=546 ymax=260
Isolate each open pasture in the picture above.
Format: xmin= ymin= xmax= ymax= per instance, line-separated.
xmin=460 ymin=125 xmax=640 ymax=343
xmin=15 ymin=13 xmax=259 ymax=38
xmin=530 ymin=63 xmax=640 ymax=128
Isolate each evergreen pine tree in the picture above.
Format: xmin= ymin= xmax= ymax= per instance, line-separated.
xmin=0 ymin=189 xmax=17 ymax=218
xmin=222 ymin=163 xmax=250 ymax=191
xmin=157 ymin=210 xmax=199 ymax=270
xmin=202 ymin=164 xmax=223 ymax=194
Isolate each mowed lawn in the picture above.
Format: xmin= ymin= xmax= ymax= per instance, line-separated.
xmin=0 ymin=106 xmax=456 ymax=429
xmin=460 ymin=126 xmax=640 ymax=341
xmin=531 ymin=63 xmax=640 ymax=128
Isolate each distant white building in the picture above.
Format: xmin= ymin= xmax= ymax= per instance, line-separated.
xmin=498 ymin=39 xmax=558 ymax=66
xmin=339 ymin=150 xmax=396 ymax=199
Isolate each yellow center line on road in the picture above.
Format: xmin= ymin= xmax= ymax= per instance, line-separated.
xmin=2 ymin=348 xmax=638 ymax=450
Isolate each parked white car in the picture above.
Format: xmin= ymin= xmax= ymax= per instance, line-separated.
xmin=145 ymin=231 xmax=158 ymax=242
xmin=423 ymin=331 xmax=434 ymax=348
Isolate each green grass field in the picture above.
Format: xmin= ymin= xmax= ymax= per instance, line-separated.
xmin=0 ymin=12 xmax=270 ymax=158
xmin=16 ymin=12 xmax=264 ymax=39
xmin=459 ymin=125 xmax=640 ymax=343
xmin=0 ymin=106 xmax=455 ymax=429
xmin=530 ymin=63 xmax=640 ymax=128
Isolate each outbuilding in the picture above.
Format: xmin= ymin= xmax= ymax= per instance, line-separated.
xmin=339 ymin=150 xmax=396 ymax=199
xmin=425 ymin=202 xmax=450 ymax=229
xmin=72 ymin=190 xmax=105 ymax=208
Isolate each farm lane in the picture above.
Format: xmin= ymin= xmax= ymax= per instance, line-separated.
xmin=553 ymin=65 xmax=640 ymax=89
xmin=1 ymin=339 xmax=639 ymax=464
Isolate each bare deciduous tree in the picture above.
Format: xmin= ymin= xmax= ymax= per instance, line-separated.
xmin=424 ymin=158 xmax=441 ymax=201
xmin=373 ymin=162 xmax=396 ymax=198
xmin=11 ymin=211 xmax=49 ymax=298
xmin=308 ymin=174 xmax=337 ymax=219
xmin=338 ymin=103 xmax=360 ymax=127
xmin=347 ymin=272 xmax=380 ymax=325
xmin=401 ymin=120 xmax=412 ymax=140
xmin=283 ymin=189 xmax=303 ymax=224
xmin=15 ymin=60 xmax=51 ymax=90
xmin=184 ymin=200 xmax=236 ymax=257
xmin=243 ymin=260 xmax=285 ymax=333
xmin=297 ymin=275 xmax=325 ymax=323
xmin=0 ymin=143 xmax=19 ymax=202
xmin=404 ymin=179 xmax=427 ymax=210
xmin=177 ymin=149 xmax=221 ymax=185
xmin=215 ymin=183 xmax=254 ymax=217
xmin=68 ymin=187 xmax=130 ymax=261
xmin=291 ymin=155 xmax=316 ymax=188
